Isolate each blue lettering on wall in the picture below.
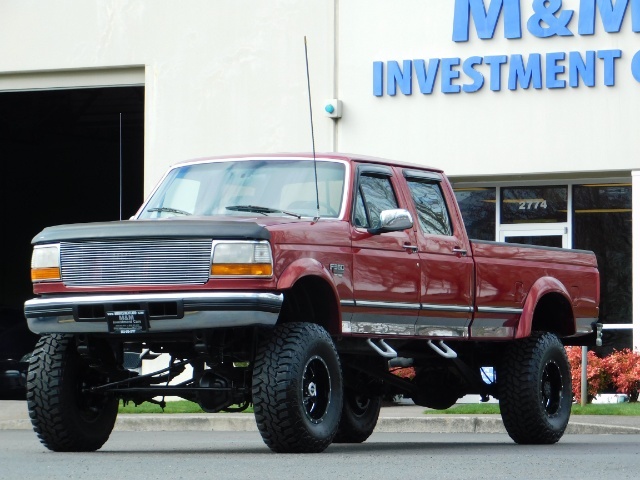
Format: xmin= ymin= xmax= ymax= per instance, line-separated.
xmin=373 ymin=2 xmax=638 ymax=96
xmin=528 ymin=0 xmax=574 ymax=37
xmin=387 ymin=60 xmax=413 ymax=95
xmin=484 ymin=55 xmax=508 ymax=90
xmin=442 ymin=58 xmax=462 ymax=93
xmin=579 ymin=0 xmax=640 ymax=35
xmin=546 ymin=52 xmax=567 ymax=88
xmin=632 ymin=50 xmax=640 ymax=81
xmin=462 ymin=56 xmax=485 ymax=92
xmin=372 ymin=50 xmax=624 ymax=96
xmin=569 ymin=51 xmax=596 ymax=86
xmin=453 ymin=0 xmax=522 ymax=41
xmin=414 ymin=59 xmax=440 ymax=93
xmin=598 ymin=49 xmax=622 ymax=85
xmin=508 ymin=54 xmax=542 ymax=89
xmin=453 ymin=0 xmax=639 ymax=40
xmin=373 ymin=62 xmax=384 ymax=96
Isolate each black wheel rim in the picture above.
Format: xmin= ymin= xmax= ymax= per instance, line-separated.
xmin=540 ymin=360 xmax=563 ymax=416
xmin=301 ymin=355 xmax=331 ymax=424
xmin=348 ymin=393 xmax=371 ymax=417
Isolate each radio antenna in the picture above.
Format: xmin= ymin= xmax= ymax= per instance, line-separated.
xmin=119 ymin=112 xmax=123 ymax=221
xmin=304 ymin=36 xmax=320 ymax=221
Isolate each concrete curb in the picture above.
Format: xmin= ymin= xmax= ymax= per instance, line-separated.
xmin=115 ymin=414 xmax=259 ymax=432
xmin=111 ymin=415 xmax=508 ymax=434
xmin=3 ymin=414 xmax=639 ymax=435
xmin=564 ymin=422 xmax=640 ymax=435
xmin=114 ymin=415 xmax=640 ymax=435
xmin=112 ymin=415 xmax=640 ymax=435
xmin=105 ymin=415 xmax=640 ymax=435
xmin=0 ymin=419 xmax=32 ymax=430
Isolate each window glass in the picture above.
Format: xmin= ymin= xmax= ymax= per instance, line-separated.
xmin=153 ymin=178 xmax=200 ymax=217
xmin=573 ymin=184 xmax=632 ymax=337
xmin=355 ymin=175 xmax=398 ymax=229
xmin=501 ymin=186 xmax=567 ymax=224
xmin=139 ymin=160 xmax=346 ymax=219
xmin=406 ymin=180 xmax=452 ymax=236
xmin=454 ymin=188 xmax=496 ymax=241
xmin=354 ymin=191 xmax=368 ymax=228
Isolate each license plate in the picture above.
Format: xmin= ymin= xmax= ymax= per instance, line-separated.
xmin=106 ymin=310 xmax=148 ymax=334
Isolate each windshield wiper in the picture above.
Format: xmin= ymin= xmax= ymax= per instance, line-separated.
xmin=147 ymin=207 xmax=192 ymax=216
xmin=226 ymin=205 xmax=301 ymax=219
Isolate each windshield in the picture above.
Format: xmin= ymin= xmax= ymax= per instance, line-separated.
xmin=138 ymin=159 xmax=347 ymax=219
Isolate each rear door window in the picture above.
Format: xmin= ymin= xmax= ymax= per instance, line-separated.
xmin=406 ymin=179 xmax=452 ymax=236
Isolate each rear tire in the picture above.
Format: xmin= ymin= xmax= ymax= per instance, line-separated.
xmin=252 ymin=323 xmax=343 ymax=453
xmin=333 ymin=389 xmax=381 ymax=443
xmin=27 ymin=334 xmax=118 ymax=452
xmin=498 ymin=332 xmax=572 ymax=444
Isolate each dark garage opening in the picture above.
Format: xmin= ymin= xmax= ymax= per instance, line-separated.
xmin=0 ymin=86 xmax=144 ymax=366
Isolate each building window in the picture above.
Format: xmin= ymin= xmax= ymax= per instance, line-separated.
xmin=453 ymin=188 xmax=495 ymax=241
xmin=573 ymin=184 xmax=632 ymax=333
xmin=501 ymin=186 xmax=567 ymax=224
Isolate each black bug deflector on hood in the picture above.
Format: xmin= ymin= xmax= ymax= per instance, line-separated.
xmin=31 ymin=219 xmax=271 ymax=244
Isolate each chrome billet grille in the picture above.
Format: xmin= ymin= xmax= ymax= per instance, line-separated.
xmin=60 ymin=238 xmax=212 ymax=286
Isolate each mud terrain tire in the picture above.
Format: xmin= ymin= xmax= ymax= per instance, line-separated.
xmin=26 ymin=334 xmax=118 ymax=452
xmin=498 ymin=331 xmax=572 ymax=444
xmin=252 ymin=323 xmax=343 ymax=453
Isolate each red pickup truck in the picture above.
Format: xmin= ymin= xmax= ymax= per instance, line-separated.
xmin=24 ymin=153 xmax=600 ymax=453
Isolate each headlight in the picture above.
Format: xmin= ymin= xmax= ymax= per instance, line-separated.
xmin=31 ymin=244 xmax=61 ymax=282
xmin=211 ymin=241 xmax=273 ymax=277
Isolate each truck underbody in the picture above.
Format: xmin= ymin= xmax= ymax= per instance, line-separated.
xmin=26 ymin=320 xmax=590 ymax=452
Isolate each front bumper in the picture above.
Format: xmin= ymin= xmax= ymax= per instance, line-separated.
xmin=24 ymin=291 xmax=283 ymax=334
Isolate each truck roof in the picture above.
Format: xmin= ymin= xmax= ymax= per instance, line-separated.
xmin=172 ymin=152 xmax=444 ymax=174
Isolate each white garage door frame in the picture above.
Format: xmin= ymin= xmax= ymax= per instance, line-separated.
xmin=0 ymin=66 xmax=144 ymax=92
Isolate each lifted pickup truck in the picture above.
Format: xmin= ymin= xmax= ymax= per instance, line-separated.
xmin=24 ymin=153 xmax=600 ymax=453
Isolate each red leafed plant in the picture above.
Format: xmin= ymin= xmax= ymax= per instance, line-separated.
xmin=390 ymin=366 xmax=416 ymax=380
xmin=389 ymin=348 xmax=639 ymax=404
xmin=564 ymin=346 xmax=611 ymax=403
xmin=602 ymin=349 xmax=640 ymax=402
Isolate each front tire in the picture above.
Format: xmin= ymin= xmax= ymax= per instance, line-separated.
xmin=26 ymin=334 xmax=118 ymax=452
xmin=252 ymin=323 xmax=343 ymax=453
xmin=498 ymin=332 xmax=572 ymax=444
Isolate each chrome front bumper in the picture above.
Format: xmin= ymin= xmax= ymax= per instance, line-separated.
xmin=24 ymin=291 xmax=283 ymax=334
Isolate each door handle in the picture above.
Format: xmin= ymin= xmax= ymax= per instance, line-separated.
xmin=404 ymin=243 xmax=419 ymax=254
xmin=452 ymin=247 xmax=467 ymax=256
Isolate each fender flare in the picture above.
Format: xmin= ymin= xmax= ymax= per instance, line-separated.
xmin=276 ymin=258 xmax=342 ymax=332
xmin=515 ymin=276 xmax=575 ymax=339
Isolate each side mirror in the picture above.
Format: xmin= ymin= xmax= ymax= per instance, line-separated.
xmin=368 ymin=209 xmax=413 ymax=234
